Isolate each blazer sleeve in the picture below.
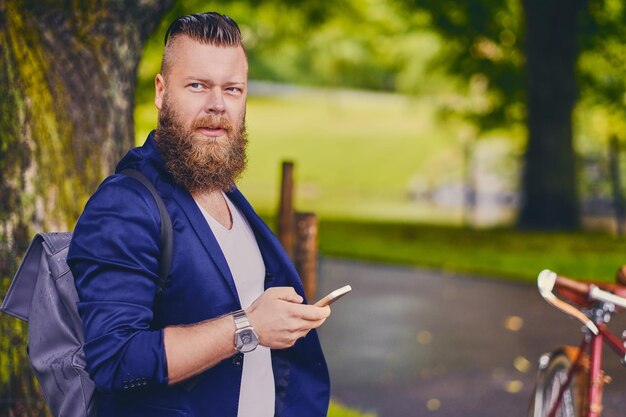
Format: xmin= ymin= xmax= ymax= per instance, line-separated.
xmin=67 ymin=175 xmax=169 ymax=393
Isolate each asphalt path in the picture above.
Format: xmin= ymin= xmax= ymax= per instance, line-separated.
xmin=316 ymin=258 xmax=626 ymax=417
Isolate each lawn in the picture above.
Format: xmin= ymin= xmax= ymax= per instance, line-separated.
xmin=329 ymin=401 xmax=376 ymax=417
xmin=318 ymin=219 xmax=626 ymax=284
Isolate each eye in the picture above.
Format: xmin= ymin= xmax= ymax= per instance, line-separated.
xmin=226 ymin=86 xmax=242 ymax=94
xmin=188 ymin=82 xmax=203 ymax=90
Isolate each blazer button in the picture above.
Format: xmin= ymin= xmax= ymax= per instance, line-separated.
xmin=232 ymin=353 xmax=243 ymax=366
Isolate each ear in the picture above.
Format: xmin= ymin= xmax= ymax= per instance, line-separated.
xmin=155 ymin=74 xmax=165 ymax=110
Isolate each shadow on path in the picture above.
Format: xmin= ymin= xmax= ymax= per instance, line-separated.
xmin=317 ymin=258 xmax=626 ymax=417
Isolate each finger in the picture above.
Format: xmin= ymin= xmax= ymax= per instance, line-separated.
xmin=294 ymin=304 xmax=331 ymax=321
xmin=300 ymin=317 xmax=327 ymax=331
xmin=270 ymin=287 xmax=304 ymax=304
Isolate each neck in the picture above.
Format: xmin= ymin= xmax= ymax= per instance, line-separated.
xmin=193 ymin=190 xmax=233 ymax=230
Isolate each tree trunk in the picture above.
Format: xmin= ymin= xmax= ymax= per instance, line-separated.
xmin=1 ymin=0 xmax=175 ymax=236
xmin=518 ymin=0 xmax=587 ymax=230
xmin=0 ymin=1 xmax=175 ymax=414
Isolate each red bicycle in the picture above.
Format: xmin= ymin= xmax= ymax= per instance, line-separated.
xmin=528 ymin=269 xmax=626 ymax=417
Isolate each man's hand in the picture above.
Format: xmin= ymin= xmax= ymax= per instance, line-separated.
xmin=245 ymin=287 xmax=331 ymax=349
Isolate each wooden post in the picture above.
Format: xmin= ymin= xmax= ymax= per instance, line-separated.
xmin=609 ymin=135 xmax=625 ymax=236
xmin=295 ymin=212 xmax=318 ymax=301
xmin=278 ymin=161 xmax=295 ymax=259
xmin=276 ymin=161 xmax=319 ymax=300
xmin=463 ymin=138 xmax=476 ymax=227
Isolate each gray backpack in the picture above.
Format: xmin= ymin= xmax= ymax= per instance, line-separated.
xmin=0 ymin=169 xmax=172 ymax=417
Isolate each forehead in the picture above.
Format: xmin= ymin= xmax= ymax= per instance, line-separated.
xmin=165 ymin=36 xmax=248 ymax=81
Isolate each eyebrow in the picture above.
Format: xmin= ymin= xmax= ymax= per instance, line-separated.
xmin=183 ymin=77 xmax=246 ymax=86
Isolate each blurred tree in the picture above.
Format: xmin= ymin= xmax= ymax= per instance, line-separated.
xmin=518 ymin=0 xmax=587 ymax=229
xmin=401 ymin=0 xmax=626 ymax=230
xmin=399 ymin=0 xmax=587 ymax=229
xmin=0 ymin=0 xmax=175 ymax=414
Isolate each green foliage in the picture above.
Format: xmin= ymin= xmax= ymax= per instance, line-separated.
xmin=577 ymin=0 xmax=626 ymax=148
xmin=319 ymin=219 xmax=626 ymax=284
xmin=403 ymin=0 xmax=626 ymax=146
xmin=399 ymin=0 xmax=525 ymax=132
xmin=134 ymin=0 xmax=449 ymax=111
xmin=580 ymin=0 xmax=626 ymax=107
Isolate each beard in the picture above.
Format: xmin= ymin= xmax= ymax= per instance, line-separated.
xmin=154 ymin=97 xmax=248 ymax=194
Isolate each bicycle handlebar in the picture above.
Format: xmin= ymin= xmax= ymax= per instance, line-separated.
xmin=538 ymin=269 xmax=626 ymax=309
xmin=537 ymin=270 xmax=600 ymax=335
xmin=589 ymin=286 xmax=626 ymax=309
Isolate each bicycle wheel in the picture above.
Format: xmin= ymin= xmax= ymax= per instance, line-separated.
xmin=528 ymin=348 xmax=587 ymax=417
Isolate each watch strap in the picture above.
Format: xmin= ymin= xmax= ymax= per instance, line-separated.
xmin=233 ymin=309 xmax=251 ymax=329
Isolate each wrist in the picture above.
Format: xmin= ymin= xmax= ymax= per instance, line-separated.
xmin=233 ymin=309 xmax=259 ymax=353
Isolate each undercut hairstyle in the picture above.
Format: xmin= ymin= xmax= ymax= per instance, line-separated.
xmin=161 ymin=12 xmax=244 ymax=77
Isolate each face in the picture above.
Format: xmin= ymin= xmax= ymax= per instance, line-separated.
xmin=154 ymin=36 xmax=249 ymax=193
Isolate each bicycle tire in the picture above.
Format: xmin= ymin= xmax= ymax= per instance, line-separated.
xmin=528 ymin=348 xmax=587 ymax=417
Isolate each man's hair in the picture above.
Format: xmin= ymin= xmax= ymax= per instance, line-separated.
xmin=161 ymin=12 xmax=243 ymax=76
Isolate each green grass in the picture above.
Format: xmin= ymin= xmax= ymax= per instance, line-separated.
xmin=241 ymin=90 xmax=485 ymax=222
xmin=318 ymin=219 xmax=626 ymax=283
xmin=328 ymin=400 xmax=376 ymax=417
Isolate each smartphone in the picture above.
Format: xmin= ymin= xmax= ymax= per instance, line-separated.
xmin=314 ymin=285 xmax=352 ymax=307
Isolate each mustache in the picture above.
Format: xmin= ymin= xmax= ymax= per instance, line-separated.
xmin=190 ymin=114 xmax=233 ymax=132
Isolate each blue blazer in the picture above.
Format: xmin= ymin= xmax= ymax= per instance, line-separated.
xmin=68 ymin=133 xmax=330 ymax=417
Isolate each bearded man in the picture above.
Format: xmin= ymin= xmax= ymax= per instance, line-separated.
xmin=68 ymin=12 xmax=331 ymax=417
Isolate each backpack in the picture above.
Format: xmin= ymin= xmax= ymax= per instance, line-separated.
xmin=0 ymin=169 xmax=172 ymax=417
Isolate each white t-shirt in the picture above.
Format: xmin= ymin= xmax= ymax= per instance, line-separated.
xmin=195 ymin=193 xmax=275 ymax=417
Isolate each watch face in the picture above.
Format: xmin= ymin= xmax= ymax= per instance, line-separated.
xmin=236 ymin=328 xmax=259 ymax=353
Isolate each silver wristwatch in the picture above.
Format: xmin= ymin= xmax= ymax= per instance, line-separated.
xmin=233 ymin=310 xmax=259 ymax=353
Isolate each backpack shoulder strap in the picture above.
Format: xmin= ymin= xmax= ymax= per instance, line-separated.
xmin=120 ymin=169 xmax=173 ymax=294
xmin=119 ymin=170 xmax=200 ymax=390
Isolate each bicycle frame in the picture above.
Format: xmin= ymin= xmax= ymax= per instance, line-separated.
xmin=537 ymin=270 xmax=626 ymax=417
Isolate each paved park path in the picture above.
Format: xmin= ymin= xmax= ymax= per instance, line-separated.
xmin=316 ymin=258 xmax=626 ymax=417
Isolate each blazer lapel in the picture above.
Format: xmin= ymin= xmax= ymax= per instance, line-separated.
xmin=172 ymin=186 xmax=241 ymax=304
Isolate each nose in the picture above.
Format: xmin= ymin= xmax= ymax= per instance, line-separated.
xmin=203 ymin=88 xmax=225 ymax=113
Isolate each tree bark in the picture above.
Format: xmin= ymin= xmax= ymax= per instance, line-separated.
xmin=518 ymin=0 xmax=587 ymax=230
xmin=1 ymin=0 xmax=175 ymax=236
xmin=0 ymin=1 xmax=175 ymax=414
